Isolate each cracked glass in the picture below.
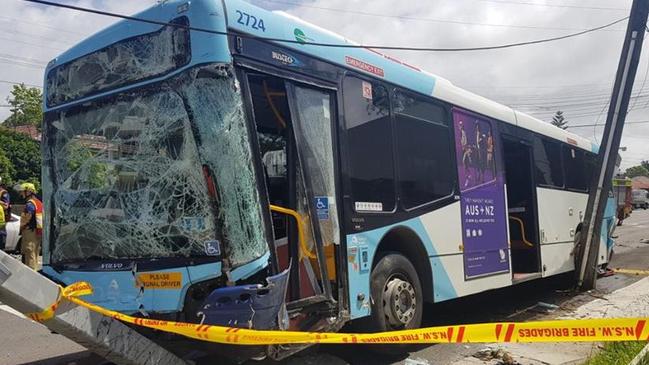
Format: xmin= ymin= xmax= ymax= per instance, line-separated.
xmin=43 ymin=64 xmax=269 ymax=266
xmin=46 ymin=17 xmax=190 ymax=107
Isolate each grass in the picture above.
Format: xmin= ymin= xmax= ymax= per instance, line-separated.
xmin=584 ymin=342 xmax=649 ymax=365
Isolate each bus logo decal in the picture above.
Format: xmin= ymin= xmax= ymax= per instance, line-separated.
xmin=271 ymin=51 xmax=300 ymax=66
xmin=294 ymin=28 xmax=313 ymax=44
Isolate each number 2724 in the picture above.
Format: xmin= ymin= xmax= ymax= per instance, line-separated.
xmin=236 ymin=10 xmax=266 ymax=32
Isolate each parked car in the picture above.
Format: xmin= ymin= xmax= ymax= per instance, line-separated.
xmin=2 ymin=213 xmax=21 ymax=253
xmin=632 ymin=189 xmax=649 ymax=209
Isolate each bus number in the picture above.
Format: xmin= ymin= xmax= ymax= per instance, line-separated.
xmin=236 ymin=10 xmax=266 ymax=32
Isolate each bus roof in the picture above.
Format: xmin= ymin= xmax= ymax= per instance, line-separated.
xmin=45 ymin=0 xmax=596 ymax=153
xmin=224 ymin=0 xmax=595 ymax=152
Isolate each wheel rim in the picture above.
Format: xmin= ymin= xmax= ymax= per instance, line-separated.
xmin=382 ymin=274 xmax=417 ymax=328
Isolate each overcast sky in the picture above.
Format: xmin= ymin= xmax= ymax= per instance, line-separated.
xmin=2 ymin=0 xmax=647 ymax=169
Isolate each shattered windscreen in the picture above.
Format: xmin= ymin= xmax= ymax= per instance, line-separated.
xmin=43 ymin=64 xmax=269 ymax=266
xmin=46 ymin=17 xmax=190 ymax=108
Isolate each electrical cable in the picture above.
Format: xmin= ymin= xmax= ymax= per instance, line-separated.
xmin=0 ymin=27 xmax=74 ymax=46
xmin=477 ymin=0 xmax=629 ymax=11
xmin=630 ymin=39 xmax=649 ymax=111
xmin=22 ymin=0 xmax=628 ymax=52
xmin=0 ymin=15 xmax=84 ymax=37
xmin=0 ymin=80 xmax=42 ymax=88
xmin=257 ymin=0 xmax=626 ymax=32
xmin=0 ymin=35 xmax=65 ymax=52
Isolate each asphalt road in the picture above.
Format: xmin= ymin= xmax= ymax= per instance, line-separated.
xmin=1 ymin=209 xmax=648 ymax=365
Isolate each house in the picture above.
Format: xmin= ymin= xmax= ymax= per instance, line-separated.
xmin=631 ymin=176 xmax=649 ymax=190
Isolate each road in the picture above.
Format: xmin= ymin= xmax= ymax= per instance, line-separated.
xmin=1 ymin=209 xmax=648 ymax=365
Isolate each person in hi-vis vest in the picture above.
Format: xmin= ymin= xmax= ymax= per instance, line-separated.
xmin=0 ymin=177 xmax=9 ymax=251
xmin=18 ymin=183 xmax=42 ymax=270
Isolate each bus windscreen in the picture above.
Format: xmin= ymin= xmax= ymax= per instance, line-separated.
xmin=46 ymin=17 xmax=190 ymax=108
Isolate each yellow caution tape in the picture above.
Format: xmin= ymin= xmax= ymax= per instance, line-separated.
xmin=614 ymin=268 xmax=649 ymax=276
xmin=25 ymin=282 xmax=649 ymax=345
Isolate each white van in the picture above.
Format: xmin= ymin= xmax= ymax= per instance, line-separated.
xmin=632 ymin=189 xmax=649 ymax=209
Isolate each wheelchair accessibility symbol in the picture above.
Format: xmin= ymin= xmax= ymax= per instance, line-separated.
xmin=314 ymin=196 xmax=329 ymax=220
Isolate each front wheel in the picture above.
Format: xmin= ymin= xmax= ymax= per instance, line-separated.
xmin=361 ymin=253 xmax=424 ymax=354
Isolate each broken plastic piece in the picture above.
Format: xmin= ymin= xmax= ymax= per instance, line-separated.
xmin=199 ymin=268 xmax=290 ymax=330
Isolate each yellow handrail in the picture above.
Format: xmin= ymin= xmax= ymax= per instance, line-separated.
xmin=270 ymin=204 xmax=317 ymax=259
xmin=508 ymin=216 xmax=534 ymax=248
xmin=262 ymin=80 xmax=287 ymax=129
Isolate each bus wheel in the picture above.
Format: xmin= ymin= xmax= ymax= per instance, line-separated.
xmin=364 ymin=253 xmax=423 ymax=354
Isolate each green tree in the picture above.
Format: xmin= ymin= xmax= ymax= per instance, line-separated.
xmin=0 ymin=148 xmax=16 ymax=186
xmin=3 ymin=84 xmax=43 ymax=129
xmin=551 ymin=110 xmax=568 ymax=129
xmin=625 ymin=165 xmax=649 ymax=178
xmin=65 ymin=141 xmax=107 ymax=189
xmin=641 ymin=160 xmax=649 ymax=171
xmin=0 ymin=128 xmax=41 ymax=189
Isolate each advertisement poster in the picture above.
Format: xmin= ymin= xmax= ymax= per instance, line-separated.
xmin=452 ymin=108 xmax=510 ymax=278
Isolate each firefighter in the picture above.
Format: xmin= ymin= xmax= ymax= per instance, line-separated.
xmin=0 ymin=177 xmax=9 ymax=251
xmin=18 ymin=182 xmax=42 ymax=270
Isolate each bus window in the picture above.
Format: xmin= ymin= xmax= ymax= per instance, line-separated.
xmin=393 ymin=90 xmax=454 ymax=209
xmin=343 ymin=76 xmax=395 ymax=212
xmin=562 ymin=145 xmax=589 ymax=192
xmin=533 ymin=138 xmax=564 ymax=188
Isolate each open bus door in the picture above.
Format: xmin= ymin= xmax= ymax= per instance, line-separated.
xmin=239 ymin=71 xmax=340 ymax=326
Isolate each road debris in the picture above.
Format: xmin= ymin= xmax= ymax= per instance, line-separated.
xmin=473 ymin=348 xmax=517 ymax=364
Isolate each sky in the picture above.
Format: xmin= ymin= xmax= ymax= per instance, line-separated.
xmin=1 ymin=0 xmax=648 ymax=170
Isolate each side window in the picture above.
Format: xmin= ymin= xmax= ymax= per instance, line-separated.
xmin=393 ymin=90 xmax=454 ymax=209
xmin=563 ymin=145 xmax=590 ymax=192
xmin=533 ymin=138 xmax=564 ymax=188
xmin=343 ymin=76 xmax=395 ymax=212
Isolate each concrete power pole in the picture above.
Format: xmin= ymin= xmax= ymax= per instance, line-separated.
xmin=577 ymin=0 xmax=649 ymax=290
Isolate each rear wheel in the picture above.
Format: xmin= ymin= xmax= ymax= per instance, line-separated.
xmin=360 ymin=253 xmax=423 ymax=354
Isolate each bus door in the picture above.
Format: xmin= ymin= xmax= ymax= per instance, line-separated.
xmin=243 ymin=73 xmax=339 ymax=310
xmin=502 ymin=137 xmax=542 ymax=279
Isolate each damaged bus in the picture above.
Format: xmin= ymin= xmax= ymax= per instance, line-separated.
xmin=40 ymin=0 xmax=611 ymax=361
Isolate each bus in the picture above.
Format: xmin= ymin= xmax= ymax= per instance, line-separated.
xmin=40 ymin=0 xmax=610 ymax=360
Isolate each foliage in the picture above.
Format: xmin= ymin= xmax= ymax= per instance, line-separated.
xmin=0 ymin=128 xmax=41 ymax=191
xmin=65 ymin=141 xmax=108 ymax=189
xmin=641 ymin=160 xmax=649 ymax=171
xmin=3 ymin=84 xmax=43 ymax=130
xmin=625 ymin=165 xmax=649 ymax=178
xmin=584 ymin=341 xmax=647 ymax=365
xmin=0 ymin=148 xmax=16 ymax=186
xmin=551 ymin=110 xmax=568 ymax=129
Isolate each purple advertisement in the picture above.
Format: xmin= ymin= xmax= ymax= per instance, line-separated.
xmin=453 ymin=108 xmax=510 ymax=278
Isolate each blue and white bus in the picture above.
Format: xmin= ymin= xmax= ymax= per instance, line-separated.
xmin=40 ymin=0 xmax=610 ymax=360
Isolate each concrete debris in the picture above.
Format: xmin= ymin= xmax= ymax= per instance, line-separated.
xmin=473 ymin=347 xmax=517 ymax=364
xmin=530 ymin=302 xmax=559 ymax=314
xmin=404 ymin=357 xmax=431 ymax=365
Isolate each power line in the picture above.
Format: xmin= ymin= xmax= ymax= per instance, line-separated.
xmin=0 ymin=80 xmax=42 ymax=88
xmin=0 ymin=27 xmax=74 ymax=46
xmin=0 ymin=53 xmax=48 ymax=66
xmin=0 ymin=15 xmax=84 ymax=37
xmin=477 ymin=0 xmax=630 ymax=11
xmin=22 ymin=0 xmax=628 ymax=52
xmin=257 ymin=0 xmax=626 ymax=32
xmin=0 ymin=35 xmax=65 ymax=52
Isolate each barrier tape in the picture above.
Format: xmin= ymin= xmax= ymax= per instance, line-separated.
xmin=614 ymin=268 xmax=649 ymax=276
xmin=25 ymin=282 xmax=649 ymax=345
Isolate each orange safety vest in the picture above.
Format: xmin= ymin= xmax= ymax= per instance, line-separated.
xmin=27 ymin=196 xmax=43 ymax=236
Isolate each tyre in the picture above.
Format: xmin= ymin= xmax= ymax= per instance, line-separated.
xmin=359 ymin=253 xmax=424 ymax=354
